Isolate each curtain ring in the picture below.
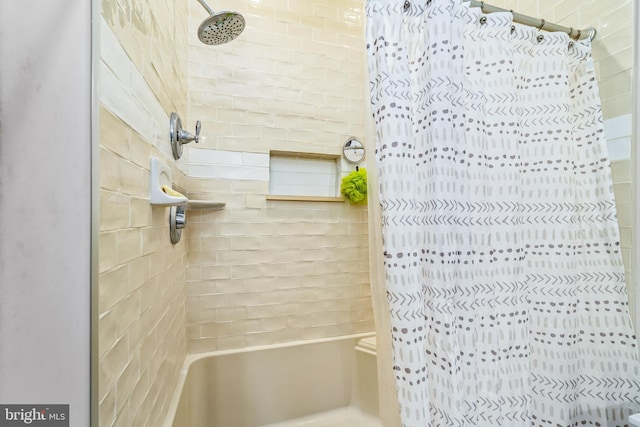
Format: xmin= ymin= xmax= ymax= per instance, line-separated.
xmin=480 ymin=16 xmax=487 ymax=25
xmin=537 ymin=19 xmax=546 ymax=31
xmin=537 ymin=34 xmax=544 ymax=42
xmin=511 ymin=25 xmax=516 ymax=34
xmin=568 ymin=41 xmax=574 ymax=49
xmin=403 ymin=1 xmax=411 ymax=11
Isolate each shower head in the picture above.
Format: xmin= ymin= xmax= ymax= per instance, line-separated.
xmin=196 ymin=0 xmax=245 ymax=45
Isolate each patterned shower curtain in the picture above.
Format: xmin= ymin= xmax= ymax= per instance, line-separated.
xmin=366 ymin=1 xmax=640 ymax=426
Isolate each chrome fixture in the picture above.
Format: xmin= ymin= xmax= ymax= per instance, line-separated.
xmin=466 ymin=0 xmax=596 ymax=41
xmin=170 ymin=112 xmax=200 ymax=160
xmin=343 ymin=137 xmax=366 ymax=164
xmin=196 ymin=0 xmax=245 ymax=45
xmin=169 ymin=205 xmax=186 ymax=245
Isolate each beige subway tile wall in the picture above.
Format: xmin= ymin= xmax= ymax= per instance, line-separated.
xmin=101 ymin=0 xmax=188 ymax=118
xmin=99 ymin=0 xmax=189 ymax=425
xmin=185 ymin=0 xmax=374 ymax=353
xmin=490 ymin=0 xmax=636 ymax=316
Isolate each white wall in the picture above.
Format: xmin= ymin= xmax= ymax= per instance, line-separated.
xmin=0 ymin=1 xmax=92 ymax=426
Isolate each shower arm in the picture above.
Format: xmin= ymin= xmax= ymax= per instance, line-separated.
xmin=197 ymin=0 xmax=215 ymax=15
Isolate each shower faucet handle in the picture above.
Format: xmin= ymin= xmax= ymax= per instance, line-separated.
xmin=175 ymin=209 xmax=186 ymax=230
xmin=194 ymin=120 xmax=201 ymax=144
xmin=178 ymin=120 xmax=201 ymax=145
xmin=170 ymin=113 xmax=202 ymax=159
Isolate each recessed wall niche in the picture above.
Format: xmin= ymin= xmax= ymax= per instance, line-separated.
xmin=267 ymin=151 xmax=343 ymax=202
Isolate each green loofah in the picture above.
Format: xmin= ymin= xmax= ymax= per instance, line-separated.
xmin=341 ymin=168 xmax=367 ymax=204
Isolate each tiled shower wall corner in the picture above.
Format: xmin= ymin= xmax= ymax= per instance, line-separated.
xmin=98 ymin=0 xmax=189 ymax=425
xmin=185 ymin=0 xmax=374 ymax=353
xmin=491 ymin=0 xmax=636 ymax=327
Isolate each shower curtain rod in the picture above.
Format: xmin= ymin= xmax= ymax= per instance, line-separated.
xmin=465 ymin=0 xmax=597 ymax=41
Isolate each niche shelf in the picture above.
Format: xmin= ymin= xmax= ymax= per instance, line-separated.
xmin=266 ymin=195 xmax=344 ymax=202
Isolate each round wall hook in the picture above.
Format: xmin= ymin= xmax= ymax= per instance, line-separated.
xmin=343 ymin=137 xmax=366 ymax=164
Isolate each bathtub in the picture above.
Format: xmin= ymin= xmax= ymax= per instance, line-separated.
xmin=163 ymin=333 xmax=379 ymax=427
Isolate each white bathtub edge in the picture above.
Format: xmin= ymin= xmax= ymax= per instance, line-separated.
xmin=162 ymin=332 xmax=376 ymax=427
xmin=162 ymin=359 xmax=193 ymax=427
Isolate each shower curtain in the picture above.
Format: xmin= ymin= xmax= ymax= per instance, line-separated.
xmin=366 ymin=1 xmax=640 ymax=426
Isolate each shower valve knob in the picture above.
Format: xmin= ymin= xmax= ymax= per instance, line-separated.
xmin=175 ymin=211 xmax=186 ymax=230
xmin=170 ymin=113 xmax=201 ymax=159
xmin=194 ymin=120 xmax=201 ymax=144
xmin=178 ymin=120 xmax=201 ymax=145
xmin=169 ymin=205 xmax=187 ymax=244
